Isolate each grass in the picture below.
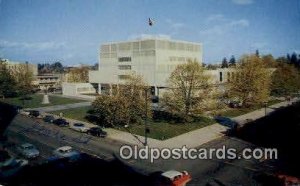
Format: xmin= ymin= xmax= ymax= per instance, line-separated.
xmin=0 ymin=94 xmax=86 ymax=108
xmin=46 ymin=98 xmax=284 ymax=140
xmin=49 ymin=105 xmax=215 ymax=140
xmin=219 ymin=99 xmax=282 ymax=118
xmin=50 ymin=106 xmax=92 ymax=122
xmin=120 ymin=118 xmax=215 ymax=140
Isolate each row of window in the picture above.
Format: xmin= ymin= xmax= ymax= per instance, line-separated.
xmin=118 ymin=57 xmax=131 ymax=62
xmin=101 ymin=41 xmax=200 ymax=53
xmin=118 ymin=75 xmax=130 ymax=80
xmin=169 ymin=56 xmax=192 ymax=62
xmin=118 ymin=65 xmax=131 ymax=70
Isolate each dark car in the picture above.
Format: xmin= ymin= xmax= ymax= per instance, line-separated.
xmin=87 ymin=127 xmax=107 ymax=137
xmin=53 ymin=119 xmax=69 ymax=127
xmin=214 ymin=116 xmax=238 ymax=130
xmin=228 ymin=101 xmax=242 ymax=108
xmin=29 ymin=110 xmax=41 ymax=118
xmin=43 ymin=115 xmax=55 ymax=123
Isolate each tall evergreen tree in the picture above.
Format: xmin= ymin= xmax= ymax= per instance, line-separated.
xmin=287 ymin=54 xmax=291 ymax=63
xmin=290 ymin=52 xmax=298 ymax=66
xmin=229 ymin=55 xmax=236 ymax=67
xmin=221 ymin=57 xmax=228 ymax=68
xmin=255 ymin=49 xmax=260 ymax=57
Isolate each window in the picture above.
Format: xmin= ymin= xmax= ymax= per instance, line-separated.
xmin=118 ymin=65 xmax=131 ymax=70
xmin=118 ymin=75 xmax=130 ymax=80
xmin=219 ymin=72 xmax=223 ymax=82
xmin=118 ymin=57 xmax=131 ymax=62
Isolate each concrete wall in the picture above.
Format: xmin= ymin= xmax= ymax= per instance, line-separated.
xmin=62 ymin=83 xmax=96 ymax=96
xmin=89 ymin=36 xmax=202 ymax=87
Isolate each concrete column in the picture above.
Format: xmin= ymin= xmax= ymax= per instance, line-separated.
xmin=155 ymin=86 xmax=159 ymax=96
xmin=98 ymin=83 xmax=102 ymax=94
xmin=109 ymin=84 xmax=113 ymax=96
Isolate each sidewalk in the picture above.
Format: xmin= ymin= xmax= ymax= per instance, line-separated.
xmin=106 ymin=98 xmax=299 ymax=148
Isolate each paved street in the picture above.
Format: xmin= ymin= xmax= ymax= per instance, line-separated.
xmin=4 ymin=114 xmax=280 ymax=185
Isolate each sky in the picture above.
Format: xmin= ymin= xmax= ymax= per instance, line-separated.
xmin=0 ymin=0 xmax=300 ymax=65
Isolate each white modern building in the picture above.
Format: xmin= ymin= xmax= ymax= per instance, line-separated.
xmin=89 ymin=36 xmax=202 ymax=95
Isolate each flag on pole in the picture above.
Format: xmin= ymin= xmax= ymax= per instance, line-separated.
xmin=148 ymin=18 xmax=153 ymax=26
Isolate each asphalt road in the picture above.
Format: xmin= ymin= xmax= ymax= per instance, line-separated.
xmin=3 ymin=114 xmax=281 ymax=185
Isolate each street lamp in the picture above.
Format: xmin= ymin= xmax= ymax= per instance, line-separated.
xmin=144 ymin=87 xmax=150 ymax=146
xmin=263 ymin=101 xmax=267 ymax=116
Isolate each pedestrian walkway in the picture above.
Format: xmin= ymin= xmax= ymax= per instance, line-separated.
xmin=106 ymin=98 xmax=299 ymax=148
xmin=32 ymin=101 xmax=91 ymax=112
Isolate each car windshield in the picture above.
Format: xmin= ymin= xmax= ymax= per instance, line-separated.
xmin=24 ymin=145 xmax=34 ymax=150
xmin=74 ymin=123 xmax=84 ymax=127
xmin=60 ymin=149 xmax=71 ymax=153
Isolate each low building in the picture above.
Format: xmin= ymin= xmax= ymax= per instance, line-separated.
xmin=1 ymin=59 xmax=38 ymax=76
xmin=32 ymin=74 xmax=63 ymax=91
xmin=62 ymin=82 xmax=96 ymax=96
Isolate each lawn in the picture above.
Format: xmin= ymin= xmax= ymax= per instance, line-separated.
xmin=120 ymin=118 xmax=215 ymax=140
xmin=219 ymin=99 xmax=282 ymax=118
xmin=50 ymin=106 xmax=92 ymax=122
xmin=0 ymin=94 xmax=86 ymax=108
xmin=49 ymin=106 xmax=215 ymax=140
xmin=46 ymin=98 xmax=284 ymax=140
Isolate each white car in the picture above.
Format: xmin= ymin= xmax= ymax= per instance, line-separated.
xmin=53 ymin=146 xmax=80 ymax=160
xmin=69 ymin=123 xmax=90 ymax=133
xmin=16 ymin=143 xmax=40 ymax=159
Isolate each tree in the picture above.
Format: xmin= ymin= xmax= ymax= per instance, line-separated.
xmin=290 ymin=52 xmax=298 ymax=66
xmin=51 ymin=62 xmax=64 ymax=73
xmin=67 ymin=66 xmax=89 ymax=83
xmin=227 ymin=54 xmax=272 ymax=107
xmin=221 ymin=58 xmax=229 ymax=68
xmin=12 ymin=63 xmax=34 ymax=97
xmin=91 ymin=74 xmax=151 ymax=127
xmin=161 ymin=60 xmax=213 ymax=120
xmin=261 ymin=54 xmax=276 ymax=68
xmin=255 ymin=49 xmax=260 ymax=57
xmin=0 ymin=61 xmax=17 ymax=98
xmin=271 ymin=62 xmax=300 ymax=96
xmin=229 ymin=55 xmax=236 ymax=67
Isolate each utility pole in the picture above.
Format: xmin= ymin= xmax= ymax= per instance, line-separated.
xmin=144 ymin=87 xmax=149 ymax=146
xmin=264 ymin=101 xmax=267 ymax=116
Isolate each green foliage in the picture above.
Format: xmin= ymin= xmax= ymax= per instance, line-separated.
xmin=221 ymin=57 xmax=228 ymax=68
xmin=0 ymin=62 xmax=17 ymax=98
xmin=12 ymin=63 xmax=34 ymax=97
xmin=227 ymin=54 xmax=272 ymax=107
xmin=229 ymin=55 xmax=236 ymax=67
xmin=91 ymin=74 xmax=151 ymax=127
xmin=161 ymin=60 xmax=214 ymax=120
xmin=271 ymin=62 xmax=300 ymax=96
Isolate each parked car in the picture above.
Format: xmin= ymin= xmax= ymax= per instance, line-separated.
xmin=53 ymin=118 xmax=69 ymax=127
xmin=152 ymin=170 xmax=192 ymax=186
xmin=16 ymin=143 xmax=40 ymax=159
xmin=228 ymin=101 xmax=242 ymax=108
xmin=43 ymin=115 xmax=55 ymax=123
xmin=214 ymin=116 xmax=238 ymax=130
xmin=53 ymin=146 xmax=80 ymax=161
xmin=87 ymin=127 xmax=107 ymax=137
xmin=28 ymin=110 xmax=42 ymax=118
xmin=19 ymin=110 xmax=30 ymax=116
xmin=69 ymin=123 xmax=90 ymax=133
xmin=0 ymin=150 xmax=28 ymax=179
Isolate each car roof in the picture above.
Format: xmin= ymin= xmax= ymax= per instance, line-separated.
xmin=57 ymin=146 xmax=72 ymax=151
xmin=74 ymin=123 xmax=84 ymax=125
xmin=21 ymin=143 xmax=34 ymax=148
xmin=161 ymin=170 xmax=183 ymax=179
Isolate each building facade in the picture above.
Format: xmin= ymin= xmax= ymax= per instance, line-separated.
xmin=1 ymin=59 xmax=38 ymax=76
xmin=89 ymin=36 xmax=202 ymax=95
